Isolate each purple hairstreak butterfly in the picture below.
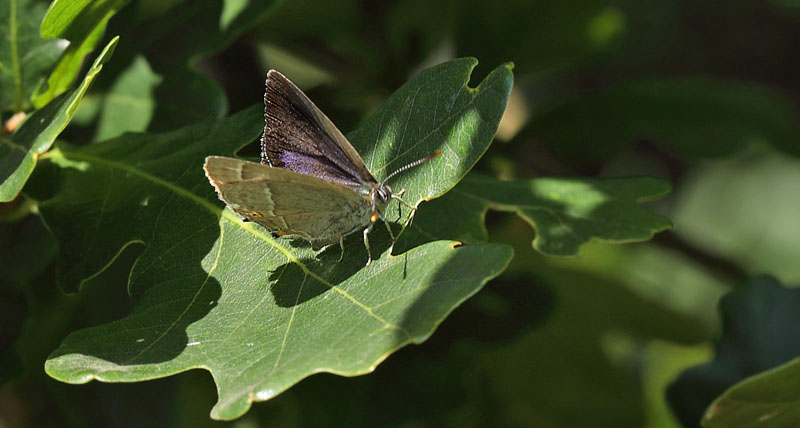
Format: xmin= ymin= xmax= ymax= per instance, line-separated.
xmin=204 ymin=70 xmax=440 ymax=265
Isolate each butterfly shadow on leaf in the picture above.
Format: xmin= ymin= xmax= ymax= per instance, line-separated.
xmin=268 ymin=227 xmax=396 ymax=307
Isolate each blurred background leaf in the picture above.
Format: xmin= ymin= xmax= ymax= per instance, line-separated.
xmin=669 ymin=276 xmax=800 ymax=427
xmin=672 ymin=150 xmax=800 ymax=283
xmin=88 ymin=0 xmax=284 ymax=135
xmin=523 ymin=78 xmax=800 ymax=164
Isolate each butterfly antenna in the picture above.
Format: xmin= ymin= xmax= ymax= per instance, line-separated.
xmin=380 ymin=150 xmax=441 ymax=186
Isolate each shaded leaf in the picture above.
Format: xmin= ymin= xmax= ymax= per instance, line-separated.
xmin=0 ymin=215 xmax=58 ymax=290
xmin=525 ymin=78 xmax=800 ymax=165
xmin=0 ymin=36 xmax=117 ymax=202
xmin=668 ymin=276 xmax=800 ymax=427
xmin=396 ymin=173 xmax=673 ymax=256
xmin=0 ymin=0 xmax=66 ymax=112
xmin=34 ymin=59 xmax=514 ymax=420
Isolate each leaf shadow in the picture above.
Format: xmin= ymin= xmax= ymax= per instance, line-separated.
xmin=47 ymin=208 xmax=223 ymax=366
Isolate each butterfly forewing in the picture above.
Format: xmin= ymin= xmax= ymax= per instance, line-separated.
xmin=204 ymin=156 xmax=371 ymax=248
xmin=261 ymin=70 xmax=377 ymax=190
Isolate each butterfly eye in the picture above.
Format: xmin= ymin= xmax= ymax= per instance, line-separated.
xmin=374 ymin=186 xmax=391 ymax=204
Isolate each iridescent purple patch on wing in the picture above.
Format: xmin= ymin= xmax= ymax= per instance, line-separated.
xmin=280 ymin=151 xmax=359 ymax=187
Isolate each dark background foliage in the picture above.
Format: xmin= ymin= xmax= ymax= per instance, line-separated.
xmin=3 ymin=0 xmax=800 ymax=426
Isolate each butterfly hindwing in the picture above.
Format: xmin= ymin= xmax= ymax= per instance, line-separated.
xmin=204 ymin=156 xmax=371 ymax=246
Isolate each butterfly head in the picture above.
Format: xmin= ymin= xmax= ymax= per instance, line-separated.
xmin=369 ymin=184 xmax=393 ymax=223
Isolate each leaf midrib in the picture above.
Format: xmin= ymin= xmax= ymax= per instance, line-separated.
xmin=41 ymin=148 xmax=411 ymax=337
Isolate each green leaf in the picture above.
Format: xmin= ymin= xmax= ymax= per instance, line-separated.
xmin=35 ymin=59 xmax=514 ymax=420
xmin=0 ymin=0 xmax=66 ymax=113
xmin=703 ymin=359 xmax=800 ymax=428
xmin=0 ymin=36 xmax=117 ymax=202
xmin=32 ymin=0 xmax=128 ymax=107
xmin=396 ymin=173 xmax=673 ymax=257
xmin=525 ymin=78 xmax=800 ymax=164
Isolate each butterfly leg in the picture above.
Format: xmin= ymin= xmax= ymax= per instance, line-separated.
xmin=379 ymin=213 xmax=396 ymax=241
xmin=392 ymin=192 xmax=416 ymax=212
xmin=379 ymin=213 xmax=399 ymax=256
xmin=337 ymin=236 xmax=345 ymax=263
xmin=391 ymin=191 xmax=418 ymax=225
xmin=363 ymin=223 xmax=374 ymax=266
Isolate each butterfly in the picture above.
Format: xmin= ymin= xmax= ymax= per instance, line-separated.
xmin=204 ymin=70 xmax=439 ymax=265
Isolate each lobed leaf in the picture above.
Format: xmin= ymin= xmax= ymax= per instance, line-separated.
xmin=35 ymin=59 xmax=514 ymax=420
xmin=396 ymin=173 xmax=673 ymax=256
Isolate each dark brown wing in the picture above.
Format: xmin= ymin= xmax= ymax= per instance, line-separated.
xmin=260 ymin=70 xmax=376 ymax=189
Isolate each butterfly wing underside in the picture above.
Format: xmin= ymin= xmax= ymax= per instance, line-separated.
xmin=204 ymin=156 xmax=371 ymax=249
xmin=260 ymin=70 xmax=377 ymax=190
